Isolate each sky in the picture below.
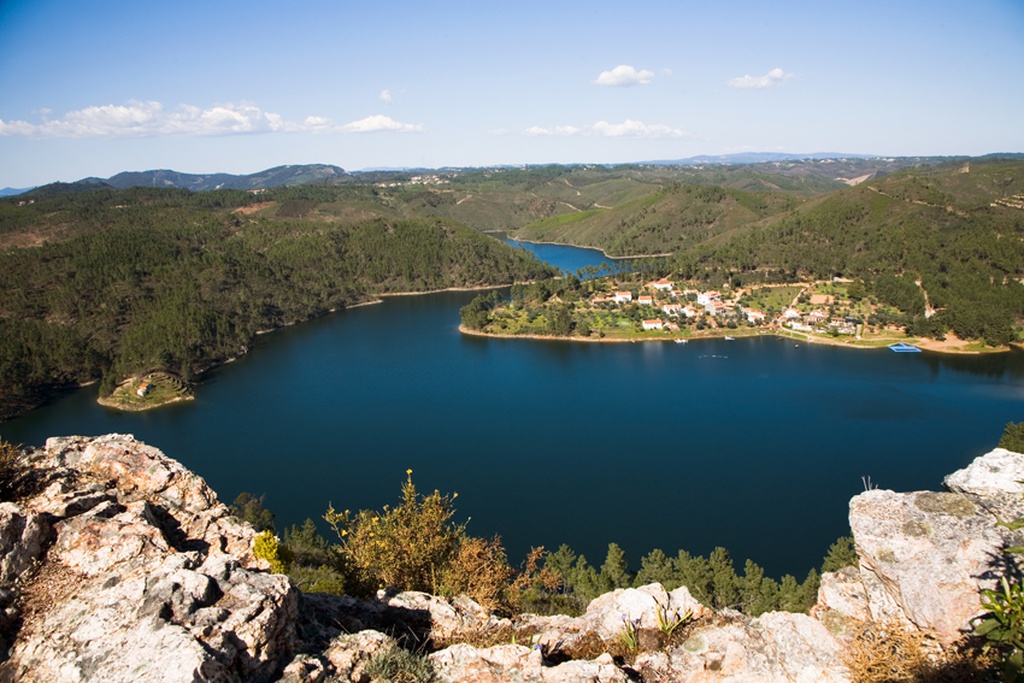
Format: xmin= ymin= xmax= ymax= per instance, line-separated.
xmin=0 ymin=0 xmax=1022 ymax=188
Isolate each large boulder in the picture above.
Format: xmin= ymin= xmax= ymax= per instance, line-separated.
xmin=845 ymin=448 xmax=1024 ymax=645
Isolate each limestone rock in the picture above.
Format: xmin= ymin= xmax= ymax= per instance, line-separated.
xmin=429 ymin=643 xmax=628 ymax=683
xmin=578 ymin=583 xmax=710 ymax=641
xmin=378 ymin=590 xmax=511 ymax=644
xmin=944 ymin=447 xmax=1024 ymax=524
xmin=0 ymin=434 xmax=299 ymax=682
xmin=323 ymin=630 xmax=392 ymax=682
xmin=849 ymin=486 xmax=1007 ymax=644
xmin=632 ymin=612 xmax=847 ymax=683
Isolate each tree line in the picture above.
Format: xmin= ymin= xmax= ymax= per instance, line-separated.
xmin=234 ymin=475 xmax=855 ymax=619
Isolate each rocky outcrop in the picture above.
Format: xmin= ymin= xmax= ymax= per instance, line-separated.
xmin=0 ymin=435 xmax=1018 ymax=682
xmin=0 ymin=434 xmax=298 ymax=682
xmin=835 ymin=448 xmax=1024 ymax=646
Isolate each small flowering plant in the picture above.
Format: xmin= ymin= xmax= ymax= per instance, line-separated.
xmin=618 ymin=613 xmax=640 ymax=652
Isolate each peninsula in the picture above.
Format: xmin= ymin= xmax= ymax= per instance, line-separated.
xmin=459 ymin=273 xmax=1005 ymax=354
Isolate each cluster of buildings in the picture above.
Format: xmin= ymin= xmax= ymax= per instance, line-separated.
xmin=592 ymin=279 xmax=768 ymax=331
xmin=374 ymin=174 xmax=452 ymax=188
xmin=781 ymin=306 xmax=858 ymax=335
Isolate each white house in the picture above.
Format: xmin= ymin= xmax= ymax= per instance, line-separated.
xmin=649 ymin=278 xmax=674 ymax=292
xmin=637 ymin=295 xmax=655 ymax=307
xmin=706 ymin=300 xmax=729 ymax=317
xmin=613 ymin=291 xmax=633 ymax=303
xmin=642 ymin=319 xmax=665 ymax=330
xmin=696 ymin=290 xmax=721 ymax=306
xmin=808 ymin=309 xmax=829 ymax=324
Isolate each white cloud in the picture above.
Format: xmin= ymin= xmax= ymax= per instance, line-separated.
xmin=524 ymin=125 xmax=584 ymax=137
xmin=728 ymin=67 xmax=793 ymax=89
xmin=592 ymin=120 xmax=684 ymax=138
xmin=594 ymin=65 xmax=654 ymax=87
xmin=0 ymin=100 xmax=328 ymax=138
xmin=523 ymin=120 xmax=685 ymax=139
xmin=380 ymin=89 xmax=393 ymax=104
xmin=0 ymin=101 xmax=425 ymax=138
xmin=340 ymin=114 xmax=424 ymax=133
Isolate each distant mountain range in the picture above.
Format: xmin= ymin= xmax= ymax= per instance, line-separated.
xmin=9 ymin=154 xmax=1023 ymax=198
xmin=644 ymin=152 xmax=880 ymax=165
xmin=95 ymin=164 xmax=351 ymax=192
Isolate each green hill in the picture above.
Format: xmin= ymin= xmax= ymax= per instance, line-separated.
xmin=0 ymin=185 xmax=556 ymax=420
xmin=674 ymin=159 xmax=1024 ymax=344
xmin=513 ymin=184 xmax=801 ymax=256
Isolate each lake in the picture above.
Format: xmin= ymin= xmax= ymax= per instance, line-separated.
xmin=2 ymin=239 xmax=1023 ymax=579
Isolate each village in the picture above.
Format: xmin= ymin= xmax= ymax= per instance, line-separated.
xmin=588 ymin=277 xmax=864 ymax=339
xmin=470 ymin=272 xmax=928 ymax=348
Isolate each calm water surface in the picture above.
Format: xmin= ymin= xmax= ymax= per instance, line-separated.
xmin=3 ymin=241 xmax=1023 ymax=577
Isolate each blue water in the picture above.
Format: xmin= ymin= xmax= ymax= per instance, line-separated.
xmin=500 ymin=236 xmax=627 ymax=278
xmin=3 ymin=240 xmax=1023 ymax=579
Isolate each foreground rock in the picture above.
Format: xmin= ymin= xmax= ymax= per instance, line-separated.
xmin=0 ymin=434 xmax=297 ymax=682
xmin=836 ymin=448 xmax=1024 ymax=646
xmin=1 ymin=435 xmax=1019 ymax=681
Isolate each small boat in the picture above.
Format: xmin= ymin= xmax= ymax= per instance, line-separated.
xmin=725 ymin=336 xmax=735 ymax=341
xmin=675 ymin=339 xmax=688 ymax=344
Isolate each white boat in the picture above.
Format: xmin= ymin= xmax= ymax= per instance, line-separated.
xmin=725 ymin=336 xmax=735 ymax=341
xmin=675 ymin=339 xmax=688 ymax=344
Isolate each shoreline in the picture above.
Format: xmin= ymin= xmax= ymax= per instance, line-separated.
xmin=81 ymin=282 xmax=1011 ymax=417
xmin=459 ymin=325 xmax=1008 ymax=355
xmin=90 ymin=282 xmax=525 ymax=415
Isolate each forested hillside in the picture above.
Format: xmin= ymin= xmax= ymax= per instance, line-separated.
xmin=514 ymin=184 xmax=801 ymax=256
xmin=673 ymin=159 xmax=1024 ymax=344
xmin=0 ymin=186 xmax=556 ymax=420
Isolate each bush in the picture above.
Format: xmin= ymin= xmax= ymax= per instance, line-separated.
xmin=326 ymin=470 xmax=515 ymax=610
xmin=439 ymin=535 xmax=513 ymax=612
xmin=253 ymin=530 xmax=287 ymax=574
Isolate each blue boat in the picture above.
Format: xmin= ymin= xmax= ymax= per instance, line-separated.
xmin=889 ymin=342 xmax=922 ymax=353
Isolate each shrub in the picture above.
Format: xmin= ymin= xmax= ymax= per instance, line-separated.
xmin=841 ymin=619 xmax=931 ymax=683
xmin=253 ymin=530 xmax=287 ymax=574
xmin=439 ymin=535 xmax=514 ymax=613
xmin=329 ymin=466 xmax=520 ymax=602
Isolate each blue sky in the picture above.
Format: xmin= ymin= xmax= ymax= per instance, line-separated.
xmin=1 ymin=0 xmax=1021 ymax=187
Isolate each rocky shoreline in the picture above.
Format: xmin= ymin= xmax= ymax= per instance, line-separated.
xmin=0 ymin=434 xmax=1019 ymax=681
